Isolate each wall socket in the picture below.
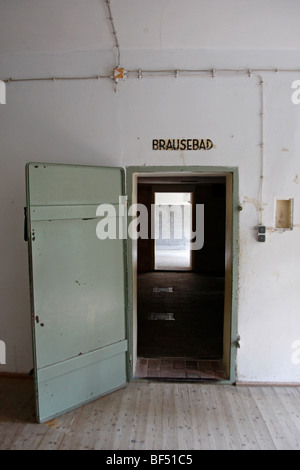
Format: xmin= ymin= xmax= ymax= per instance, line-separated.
xmin=258 ymin=225 xmax=266 ymax=242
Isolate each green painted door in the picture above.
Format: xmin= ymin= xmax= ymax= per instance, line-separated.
xmin=25 ymin=162 xmax=128 ymax=423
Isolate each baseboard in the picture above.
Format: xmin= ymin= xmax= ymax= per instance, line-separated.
xmin=236 ymin=381 xmax=300 ymax=387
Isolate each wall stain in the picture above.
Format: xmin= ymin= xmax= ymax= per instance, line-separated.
xmin=180 ymin=151 xmax=186 ymax=166
xmin=242 ymin=196 xmax=266 ymax=211
xmin=293 ymin=174 xmax=299 ymax=184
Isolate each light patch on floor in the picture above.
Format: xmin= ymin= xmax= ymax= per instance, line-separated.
xmin=147 ymin=313 xmax=175 ymax=321
xmin=153 ymin=287 xmax=173 ymax=293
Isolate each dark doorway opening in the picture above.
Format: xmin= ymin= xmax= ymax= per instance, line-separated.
xmin=135 ymin=175 xmax=228 ymax=381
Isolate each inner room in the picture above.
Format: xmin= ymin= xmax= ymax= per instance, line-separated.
xmin=135 ymin=174 xmax=228 ymax=381
xmin=154 ymin=191 xmax=192 ymax=271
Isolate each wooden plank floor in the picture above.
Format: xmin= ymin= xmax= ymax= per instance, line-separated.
xmin=0 ymin=377 xmax=300 ymax=450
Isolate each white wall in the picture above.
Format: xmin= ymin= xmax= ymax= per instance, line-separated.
xmin=0 ymin=47 xmax=300 ymax=382
xmin=2 ymin=0 xmax=300 ymax=54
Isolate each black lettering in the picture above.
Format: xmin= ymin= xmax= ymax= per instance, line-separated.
xmin=199 ymin=139 xmax=206 ymax=149
xmin=193 ymin=139 xmax=199 ymax=150
xmin=206 ymin=139 xmax=213 ymax=150
xmin=180 ymin=139 xmax=187 ymax=150
xmin=153 ymin=138 xmax=213 ymax=150
xmin=152 ymin=139 xmax=159 ymax=150
xmin=159 ymin=139 xmax=166 ymax=150
xmin=166 ymin=139 xmax=173 ymax=150
xmin=173 ymin=139 xmax=180 ymax=151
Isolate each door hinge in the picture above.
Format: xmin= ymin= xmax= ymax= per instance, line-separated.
xmin=128 ymin=353 xmax=133 ymax=368
xmin=235 ymin=335 xmax=241 ymax=348
xmin=24 ymin=207 xmax=28 ymax=242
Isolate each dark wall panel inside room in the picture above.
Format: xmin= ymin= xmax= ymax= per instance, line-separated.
xmin=193 ymin=183 xmax=226 ymax=276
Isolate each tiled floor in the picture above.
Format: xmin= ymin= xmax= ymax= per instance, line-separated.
xmin=137 ymin=272 xmax=225 ymax=359
xmin=135 ymin=358 xmax=227 ymax=381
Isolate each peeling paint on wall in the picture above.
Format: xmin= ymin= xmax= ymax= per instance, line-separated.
xmin=242 ymin=196 xmax=266 ymax=211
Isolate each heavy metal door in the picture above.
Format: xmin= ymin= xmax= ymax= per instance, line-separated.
xmin=25 ymin=162 xmax=128 ymax=423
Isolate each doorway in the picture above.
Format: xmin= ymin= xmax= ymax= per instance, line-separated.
xmin=154 ymin=192 xmax=192 ymax=271
xmin=127 ymin=167 xmax=238 ymax=383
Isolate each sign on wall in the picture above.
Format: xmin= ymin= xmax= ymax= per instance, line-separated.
xmin=152 ymin=139 xmax=214 ymax=151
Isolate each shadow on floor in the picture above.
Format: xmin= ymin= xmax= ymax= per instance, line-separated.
xmin=0 ymin=377 xmax=36 ymax=423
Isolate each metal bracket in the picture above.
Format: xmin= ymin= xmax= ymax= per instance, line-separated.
xmin=128 ymin=353 xmax=133 ymax=368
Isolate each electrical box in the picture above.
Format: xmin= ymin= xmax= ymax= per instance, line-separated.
xmin=258 ymin=225 xmax=266 ymax=242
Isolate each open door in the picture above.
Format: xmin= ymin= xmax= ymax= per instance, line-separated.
xmin=25 ymin=162 xmax=128 ymax=423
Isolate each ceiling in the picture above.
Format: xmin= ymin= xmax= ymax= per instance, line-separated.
xmin=0 ymin=0 xmax=300 ymax=55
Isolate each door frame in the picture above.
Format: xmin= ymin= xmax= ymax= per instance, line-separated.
xmin=126 ymin=166 xmax=239 ymax=384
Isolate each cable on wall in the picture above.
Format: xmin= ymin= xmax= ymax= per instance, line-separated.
xmin=2 ymin=67 xmax=300 ymax=84
xmin=258 ymin=76 xmax=265 ymax=226
xmin=105 ymin=0 xmax=121 ymax=67
xmin=104 ymin=0 xmax=127 ymax=92
xmin=3 ymin=75 xmax=111 ymax=83
xmin=2 ymin=67 xmax=299 ymax=228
